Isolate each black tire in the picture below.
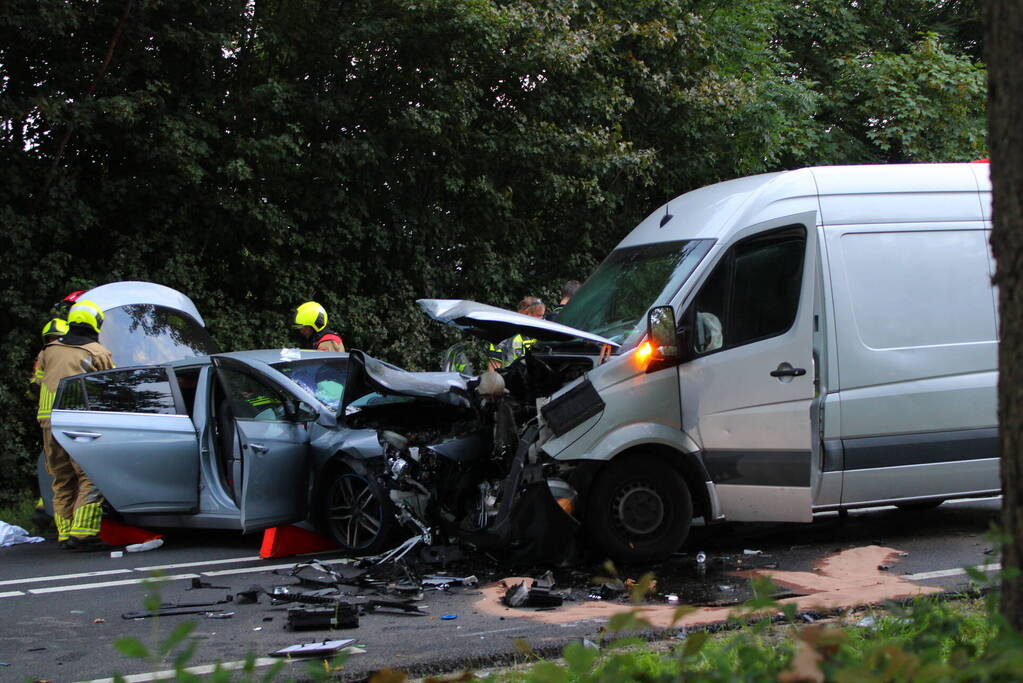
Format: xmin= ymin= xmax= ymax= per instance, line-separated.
xmin=896 ymin=499 xmax=944 ymax=511
xmin=585 ymin=455 xmax=693 ymax=563
xmin=319 ymin=464 xmax=400 ymax=555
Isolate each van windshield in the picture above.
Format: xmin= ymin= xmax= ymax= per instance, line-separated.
xmin=556 ymin=239 xmax=713 ymax=345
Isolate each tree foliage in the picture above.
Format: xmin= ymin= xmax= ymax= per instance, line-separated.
xmin=0 ymin=0 xmax=986 ymax=502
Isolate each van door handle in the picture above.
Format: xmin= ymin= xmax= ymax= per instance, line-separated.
xmin=770 ymin=364 xmax=806 ymax=378
xmin=63 ymin=431 xmax=102 ymax=441
xmin=247 ymin=442 xmax=269 ymax=453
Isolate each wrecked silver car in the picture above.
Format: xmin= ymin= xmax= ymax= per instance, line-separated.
xmin=328 ymin=300 xmax=682 ymax=565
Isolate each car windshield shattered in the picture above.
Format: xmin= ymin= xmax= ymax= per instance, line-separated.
xmin=272 ymin=357 xmax=348 ymax=412
xmin=555 ymin=239 xmax=713 ymax=345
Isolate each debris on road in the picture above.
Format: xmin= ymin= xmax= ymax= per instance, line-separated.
xmin=123 ymin=607 xmax=229 ymax=619
xmin=269 ymin=638 xmax=358 ymax=658
xmin=125 ymin=538 xmax=164 ymax=553
xmin=502 ymin=572 xmax=564 ymax=608
xmin=188 ymin=578 xmax=229 ymax=590
xmin=286 ymin=605 xmax=359 ymax=631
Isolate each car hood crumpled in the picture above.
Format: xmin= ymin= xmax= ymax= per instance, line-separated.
xmin=340 ymin=349 xmax=472 ymax=415
xmin=416 ymin=299 xmax=620 ymax=347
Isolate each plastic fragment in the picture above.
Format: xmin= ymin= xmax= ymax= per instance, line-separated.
xmin=126 ymin=538 xmax=163 ymax=553
xmin=441 ymin=614 xmax=458 ymax=620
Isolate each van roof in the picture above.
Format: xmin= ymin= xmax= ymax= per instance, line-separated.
xmin=619 ymin=163 xmax=990 ymax=247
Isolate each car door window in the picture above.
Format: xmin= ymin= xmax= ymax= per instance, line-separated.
xmin=79 ymin=367 xmax=180 ymax=414
xmin=218 ymin=367 xmax=289 ymax=421
xmin=690 ymin=226 xmax=806 ymax=355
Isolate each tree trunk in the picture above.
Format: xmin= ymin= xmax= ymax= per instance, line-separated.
xmin=988 ymin=0 xmax=1023 ymax=631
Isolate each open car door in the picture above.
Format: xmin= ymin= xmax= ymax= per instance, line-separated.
xmin=211 ymin=356 xmax=329 ymax=532
xmin=50 ymin=367 xmax=199 ymax=513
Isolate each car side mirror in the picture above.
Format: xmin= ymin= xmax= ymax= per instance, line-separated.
xmin=647 ymin=306 xmax=679 ymax=361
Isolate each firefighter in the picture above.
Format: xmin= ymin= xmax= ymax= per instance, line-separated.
xmin=487 ymin=297 xmax=545 ymax=370
xmin=293 ymin=301 xmax=345 ymax=352
xmin=36 ymin=300 xmax=115 ymax=550
xmin=31 ymin=318 xmax=69 ymax=384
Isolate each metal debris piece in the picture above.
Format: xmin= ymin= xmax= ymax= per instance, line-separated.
xmin=270 ymin=638 xmax=357 ymax=658
xmin=502 ymin=575 xmax=564 ymax=608
xmin=360 ymin=599 xmax=427 ymax=615
xmin=422 ymin=574 xmax=479 ymax=589
xmin=188 ymin=578 xmax=229 ymax=590
xmin=236 ymin=586 xmax=262 ymax=604
xmin=122 ymin=607 xmax=227 ymax=619
xmin=743 ymin=549 xmax=763 ymax=555
xmin=159 ymin=596 xmax=233 ymax=608
xmin=286 ymin=605 xmax=359 ymax=631
xmin=205 ymin=612 xmax=235 ymax=619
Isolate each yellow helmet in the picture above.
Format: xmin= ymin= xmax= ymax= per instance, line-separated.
xmin=41 ymin=317 xmax=69 ymax=340
xmin=294 ymin=301 xmax=327 ymax=332
xmin=67 ymin=299 xmax=105 ymax=334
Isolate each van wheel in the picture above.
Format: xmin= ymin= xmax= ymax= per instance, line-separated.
xmin=319 ymin=464 xmax=399 ymax=555
xmin=585 ymin=455 xmax=692 ymax=563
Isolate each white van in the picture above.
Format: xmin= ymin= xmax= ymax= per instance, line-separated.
xmin=426 ymin=162 xmax=998 ymax=561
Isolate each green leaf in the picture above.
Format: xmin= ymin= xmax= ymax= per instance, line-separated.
xmin=114 ymin=637 xmax=150 ymax=660
xmin=682 ymin=631 xmax=710 ymax=658
xmin=562 ymin=641 xmax=599 ymax=674
xmin=159 ymin=620 xmax=196 ymax=657
xmin=173 ymin=638 xmax=199 ymax=670
xmin=527 ymin=661 xmax=570 ymax=683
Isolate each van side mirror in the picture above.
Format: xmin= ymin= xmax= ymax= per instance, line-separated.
xmin=647 ymin=306 xmax=679 ymax=361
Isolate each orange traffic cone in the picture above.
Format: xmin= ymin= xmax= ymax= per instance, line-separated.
xmin=99 ymin=518 xmax=162 ymax=546
xmin=259 ymin=525 xmax=338 ymax=559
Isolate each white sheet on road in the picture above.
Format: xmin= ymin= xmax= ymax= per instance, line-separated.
xmin=0 ymin=520 xmax=44 ymax=547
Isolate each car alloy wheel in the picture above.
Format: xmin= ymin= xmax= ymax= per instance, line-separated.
xmin=327 ymin=472 xmax=384 ymax=550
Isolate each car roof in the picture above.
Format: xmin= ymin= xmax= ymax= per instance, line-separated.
xmin=164 ymin=349 xmax=349 ymax=369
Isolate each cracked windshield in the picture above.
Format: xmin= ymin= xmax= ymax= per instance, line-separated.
xmin=556 ymin=239 xmax=713 ymax=345
xmin=273 ymin=358 xmax=348 ymax=412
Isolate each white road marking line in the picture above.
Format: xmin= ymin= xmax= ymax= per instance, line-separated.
xmin=133 ymin=555 xmax=261 ymax=571
xmin=201 ymin=557 xmax=352 ymax=577
xmin=79 ymin=656 xmax=291 ymax=683
xmin=459 ymin=626 xmax=529 ymax=637
xmin=28 ymin=573 xmax=199 ymax=595
xmin=904 ymin=563 xmax=1001 ymax=581
xmin=79 ymin=647 xmax=365 ymax=683
xmin=0 ymin=568 xmax=133 ymax=587
xmin=0 ymin=590 xmax=26 ymax=598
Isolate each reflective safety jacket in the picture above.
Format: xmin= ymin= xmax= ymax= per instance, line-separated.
xmin=308 ymin=329 xmax=345 ymax=353
xmin=488 ymin=334 xmax=536 ymax=369
xmin=36 ymin=339 xmax=115 ymax=423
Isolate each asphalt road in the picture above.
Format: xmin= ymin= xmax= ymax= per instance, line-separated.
xmin=0 ymin=497 xmax=1002 ymax=682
